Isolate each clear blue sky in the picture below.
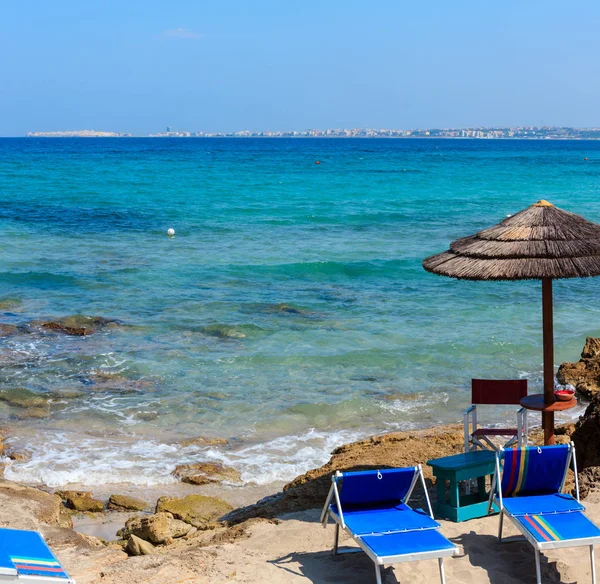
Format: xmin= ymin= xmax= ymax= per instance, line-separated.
xmin=1 ymin=0 xmax=599 ymax=135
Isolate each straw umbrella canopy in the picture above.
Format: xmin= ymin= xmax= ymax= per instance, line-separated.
xmin=423 ymin=200 xmax=600 ymax=444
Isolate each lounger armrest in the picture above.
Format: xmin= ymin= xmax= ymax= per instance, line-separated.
xmin=463 ymin=405 xmax=476 ymax=415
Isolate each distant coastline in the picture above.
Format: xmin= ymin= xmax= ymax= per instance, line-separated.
xmin=23 ymin=126 xmax=600 ymax=140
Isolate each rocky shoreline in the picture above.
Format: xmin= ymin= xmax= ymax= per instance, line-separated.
xmin=1 ymin=323 xmax=600 ymax=581
xmin=0 ymin=390 xmax=597 ymax=583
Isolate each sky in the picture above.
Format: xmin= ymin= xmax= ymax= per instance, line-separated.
xmin=1 ymin=0 xmax=600 ymax=135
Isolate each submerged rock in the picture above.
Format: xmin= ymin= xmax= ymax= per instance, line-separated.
xmin=155 ymin=495 xmax=233 ymax=529
xmin=81 ymin=372 xmax=154 ymax=393
xmin=0 ymin=388 xmax=49 ymax=409
xmin=199 ymin=324 xmax=247 ymax=339
xmin=36 ymin=315 xmax=121 ymax=336
xmin=0 ymin=324 xmax=20 ymax=337
xmin=40 ymin=321 xmax=90 ymax=336
xmin=119 ymin=512 xmax=192 ymax=544
xmin=172 ymin=462 xmax=241 ymax=486
xmin=125 ymin=534 xmax=155 ymax=556
xmin=558 ymin=337 xmax=600 ymax=397
xmin=0 ymin=298 xmax=23 ymax=311
xmin=57 ymin=490 xmax=105 ymax=513
xmin=13 ymin=408 xmax=49 ymax=420
xmin=178 ymin=436 xmax=228 ymax=448
xmin=108 ymin=494 xmax=148 ymax=512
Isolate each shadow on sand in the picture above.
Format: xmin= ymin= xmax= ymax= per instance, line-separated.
xmin=270 ymin=546 xmax=399 ymax=584
xmin=455 ymin=531 xmax=572 ymax=584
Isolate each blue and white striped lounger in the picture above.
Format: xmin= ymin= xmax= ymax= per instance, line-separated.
xmin=0 ymin=528 xmax=74 ymax=583
xmin=490 ymin=443 xmax=600 ymax=584
xmin=321 ymin=466 xmax=458 ymax=583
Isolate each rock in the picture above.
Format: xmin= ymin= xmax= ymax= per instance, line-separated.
xmin=558 ymin=337 xmax=600 ymax=397
xmin=125 ymin=534 xmax=155 ymax=556
xmin=81 ymin=372 xmax=154 ymax=393
xmin=572 ymin=392 xmax=600 ymax=471
xmin=172 ymin=462 xmax=241 ymax=486
xmin=7 ymin=449 xmax=31 ymax=462
xmin=179 ymin=436 xmax=228 ymax=447
xmin=0 ymin=324 xmax=19 ymax=337
xmin=0 ymin=480 xmax=66 ymax=526
xmin=0 ymin=297 xmax=22 ymax=311
xmin=578 ymin=467 xmax=600 ymax=499
xmin=37 ymin=315 xmax=121 ymax=336
xmin=155 ymin=495 xmax=233 ymax=529
xmin=13 ymin=407 xmax=49 ymax=420
xmin=199 ymin=324 xmax=246 ymax=339
xmin=106 ymin=539 xmax=128 ymax=549
xmin=108 ymin=494 xmax=148 ymax=512
xmin=0 ymin=388 xmax=49 ymax=408
xmin=57 ymin=490 xmax=105 ymax=513
xmin=40 ymin=321 xmax=91 ymax=336
xmin=224 ymin=426 xmax=465 ymax=525
xmin=120 ymin=512 xmax=192 ymax=544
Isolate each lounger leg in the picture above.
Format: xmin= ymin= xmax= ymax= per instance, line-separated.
xmin=375 ymin=562 xmax=382 ymax=584
xmin=591 ymin=545 xmax=596 ymax=584
xmin=333 ymin=523 xmax=339 ymax=555
xmin=535 ymin=549 xmax=542 ymax=584
xmin=498 ymin=511 xmax=504 ymax=543
xmin=439 ymin=557 xmax=446 ymax=584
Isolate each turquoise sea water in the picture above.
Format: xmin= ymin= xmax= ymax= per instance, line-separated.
xmin=0 ymin=137 xmax=599 ymax=489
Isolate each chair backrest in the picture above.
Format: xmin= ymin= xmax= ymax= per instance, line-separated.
xmin=472 ymin=379 xmax=527 ymax=405
xmin=500 ymin=445 xmax=570 ymax=497
xmin=337 ymin=467 xmax=417 ymax=508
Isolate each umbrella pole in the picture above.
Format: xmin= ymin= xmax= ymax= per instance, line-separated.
xmin=542 ymin=277 xmax=555 ymax=445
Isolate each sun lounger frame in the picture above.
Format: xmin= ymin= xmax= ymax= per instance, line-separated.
xmin=489 ymin=443 xmax=599 ymax=584
xmin=321 ymin=465 xmax=457 ymax=584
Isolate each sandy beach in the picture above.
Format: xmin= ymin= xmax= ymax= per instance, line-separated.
xmin=61 ymin=502 xmax=600 ymax=584
xmin=0 ymin=413 xmax=595 ymax=584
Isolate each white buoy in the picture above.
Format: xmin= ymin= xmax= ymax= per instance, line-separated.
xmin=167 ymin=228 xmax=175 ymax=236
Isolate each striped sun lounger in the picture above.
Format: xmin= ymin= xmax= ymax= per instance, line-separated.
xmin=0 ymin=528 xmax=74 ymax=583
xmin=321 ymin=466 xmax=458 ymax=583
xmin=490 ymin=443 xmax=600 ymax=584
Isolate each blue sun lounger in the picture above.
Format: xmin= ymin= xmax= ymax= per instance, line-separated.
xmin=0 ymin=528 xmax=74 ymax=583
xmin=321 ymin=466 xmax=458 ymax=583
xmin=490 ymin=443 xmax=600 ymax=584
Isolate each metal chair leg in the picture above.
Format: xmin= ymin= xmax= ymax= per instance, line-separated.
xmin=498 ymin=511 xmax=504 ymax=543
xmin=333 ymin=524 xmax=339 ymax=555
xmin=535 ymin=549 xmax=542 ymax=584
xmin=591 ymin=545 xmax=596 ymax=584
xmin=439 ymin=557 xmax=446 ymax=584
xmin=375 ymin=563 xmax=382 ymax=584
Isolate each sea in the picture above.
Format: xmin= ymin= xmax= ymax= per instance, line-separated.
xmin=0 ymin=137 xmax=599 ymax=495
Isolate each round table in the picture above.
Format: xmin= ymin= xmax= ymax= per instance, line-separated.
xmin=520 ymin=394 xmax=577 ymax=412
xmin=520 ymin=394 xmax=577 ymax=445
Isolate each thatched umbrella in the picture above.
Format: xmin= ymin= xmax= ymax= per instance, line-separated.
xmin=423 ymin=200 xmax=600 ymax=445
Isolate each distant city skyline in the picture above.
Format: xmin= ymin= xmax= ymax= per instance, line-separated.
xmin=24 ymin=125 xmax=600 ymax=140
xmin=2 ymin=1 xmax=600 ymax=136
